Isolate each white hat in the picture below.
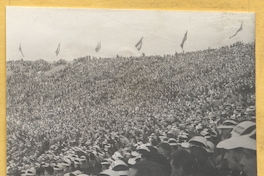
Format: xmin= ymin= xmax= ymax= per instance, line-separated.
xmin=131 ymin=151 xmax=140 ymax=157
xmin=128 ymin=157 xmax=137 ymax=165
xmin=245 ymin=106 xmax=255 ymax=115
xmin=101 ymin=158 xmax=112 ymax=165
xmin=80 ymin=156 xmax=86 ymax=162
xmin=109 ymin=160 xmax=129 ymax=171
xmin=98 ymin=169 xmax=119 ymax=176
xmin=25 ymin=167 xmax=36 ymax=176
xmin=168 ymin=138 xmax=178 ymax=146
xmin=53 ymin=164 xmax=64 ymax=171
xmin=217 ymin=129 xmax=256 ymax=150
xmin=196 ymin=123 xmax=203 ymax=130
xmin=218 ymin=120 xmax=238 ymax=129
xmin=112 ymin=151 xmax=123 ymax=160
xmin=71 ymin=170 xmax=82 ymax=175
xmin=230 ymin=121 xmax=256 ymax=137
xmin=181 ymin=136 xmax=209 ymax=151
xmin=136 ymin=144 xmax=150 ymax=152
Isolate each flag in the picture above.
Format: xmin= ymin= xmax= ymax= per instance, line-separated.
xmin=180 ymin=31 xmax=188 ymax=49
xmin=55 ymin=43 xmax=60 ymax=56
xmin=135 ymin=37 xmax=143 ymax=51
xmin=229 ymin=22 xmax=243 ymax=39
xmin=19 ymin=44 xmax=24 ymax=57
xmin=95 ymin=42 xmax=101 ymax=52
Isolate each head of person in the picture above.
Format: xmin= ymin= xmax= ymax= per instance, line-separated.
xmin=109 ymin=159 xmax=129 ymax=176
xmin=44 ymin=165 xmax=54 ymax=176
xmin=181 ymin=136 xmax=209 ymax=164
xmin=101 ymin=159 xmax=112 ymax=171
xmin=223 ymin=148 xmax=244 ymax=170
xmin=137 ymin=144 xmax=151 ymax=160
xmin=62 ymin=159 xmax=72 ymax=172
xmin=53 ymin=164 xmax=64 ymax=176
xmin=147 ymin=153 xmax=171 ymax=176
xmin=24 ymin=167 xmax=37 ymax=176
xmin=128 ymin=160 xmax=166 ymax=176
xmin=158 ymin=142 xmax=172 ymax=159
xmin=168 ymin=138 xmax=179 ymax=153
xmin=170 ymin=150 xmax=199 ymax=176
xmin=146 ymin=145 xmax=159 ymax=154
xmin=217 ymin=129 xmax=256 ymax=176
xmin=217 ymin=120 xmax=238 ymax=140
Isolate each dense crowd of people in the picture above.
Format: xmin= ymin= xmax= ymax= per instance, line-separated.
xmin=6 ymin=41 xmax=256 ymax=176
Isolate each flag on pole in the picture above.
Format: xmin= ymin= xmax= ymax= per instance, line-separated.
xmin=95 ymin=42 xmax=101 ymax=52
xmin=229 ymin=21 xmax=243 ymax=39
xmin=180 ymin=31 xmax=188 ymax=49
xmin=55 ymin=43 xmax=60 ymax=56
xmin=135 ymin=37 xmax=143 ymax=51
xmin=19 ymin=44 xmax=24 ymax=57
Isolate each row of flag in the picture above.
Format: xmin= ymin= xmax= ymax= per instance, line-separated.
xmin=18 ymin=22 xmax=243 ymax=58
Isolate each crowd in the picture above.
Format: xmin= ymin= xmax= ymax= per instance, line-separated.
xmin=6 ymin=41 xmax=256 ymax=176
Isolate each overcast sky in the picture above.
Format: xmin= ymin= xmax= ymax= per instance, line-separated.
xmin=6 ymin=7 xmax=255 ymax=61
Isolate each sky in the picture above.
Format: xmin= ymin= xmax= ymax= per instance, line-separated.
xmin=6 ymin=7 xmax=255 ymax=61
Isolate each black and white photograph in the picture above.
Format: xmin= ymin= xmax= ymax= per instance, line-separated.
xmin=6 ymin=7 xmax=256 ymax=176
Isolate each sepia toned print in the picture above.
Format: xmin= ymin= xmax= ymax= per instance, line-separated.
xmin=6 ymin=7 xmax=255 ymax=176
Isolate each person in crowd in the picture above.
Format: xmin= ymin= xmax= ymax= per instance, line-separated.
xmin=216 ymin=121 xmax=256 ymax=176
xmin=182 ymin=136 xmax=217 ymax=176
xmin=170 ymin=150 xmax=199 ymax=176
xmin=218 ymin=129 xmax=256 ymax=176
xmin=158 ymin=142 xmax=172 ymax=160
xmin=217 ymin=120 xmax=238 ymax=141
xmin=128 ymin=160 xmax=166 ymax=176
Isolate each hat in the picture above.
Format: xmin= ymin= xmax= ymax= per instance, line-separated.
xmin=159 ymin=136 xmax=167 ymax=141
xmin=112 ymin=151 xmax=123 ymax=160
xmin=195 ymin=123 xmax=203 ymax=130
xmin=101 ymin=159 xmax=112 ymax=165
xmin=80 ymin=156 xmax=86 ymax=162
xmin=53 ymin=164 xmax=64 ymax=171
xmin=62 ymin=159 xmax=71 ymax=167
xmin=181 ymin=136 xmax=209 ymax=150
xmin=41 ymin=162 xmax=49 ymax=168
xmin=75 ymin=158 xmax=83 ymax=165
xmin=217 ymin=129 xmax=256 ymax=150
xmin=200 ymin=130 xmax=210 ymax=137
xmin=137 ymin=144 xmax=150 ymax=152
xmin=71 ymin=170 xmax=82 ymax=175
xmin=25 ymin=167 xmax=36 ymax=176
xmin=98 ymin=169 xmax=119 ymax=176
xmin=245 ymin=106 xmax=255 ymax=115
xmin=109 ymin=160 xmax=129 ymax=171
xmin=128 ymin=157 xmax=137 ymax=166
xmin=230 ymin=121 xmax=256 ymax=137
xmin=168 ymin=138 xmax=178 ymax=146
xmin=218 ymin=120 xmax=238 ymax=129
xmin=20 ymin=169 xmax=27 ymax=175
xmin=131 ymin=151 xmax=140 ymax=157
